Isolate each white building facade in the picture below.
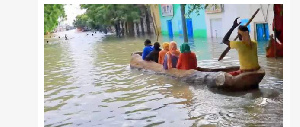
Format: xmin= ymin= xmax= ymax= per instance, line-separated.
xmin=205 ymin=4 xmax=275 ymax=41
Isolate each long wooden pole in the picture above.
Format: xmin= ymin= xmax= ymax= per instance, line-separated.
xmin=218 ymin=8 xmax=260 ymax=61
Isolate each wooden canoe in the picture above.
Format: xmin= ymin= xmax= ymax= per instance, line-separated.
xmin=130 ymin=52 xmax=265 ymax=91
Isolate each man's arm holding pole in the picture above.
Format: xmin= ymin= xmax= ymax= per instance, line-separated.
xmin=217 ymin=17 xmax=241 ymax=61
xmin=222 ymin=17 xmax=241 ymax=46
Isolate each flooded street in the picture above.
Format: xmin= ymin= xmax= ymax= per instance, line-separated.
xmin=44 ymin=30 xmax=283 ymax=127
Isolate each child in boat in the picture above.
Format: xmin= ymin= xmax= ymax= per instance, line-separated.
xmin=222 ymin=18 xmax=260 ymax=76
xmin=177 ymin=43 xmax=197 ymax=70
xmin=163 ymin=41 xmax=181 ymax=70
xmin=158 ymin=42 xmax=170 ymax=64
xmin=142 ymin=39 xmax=153 ymax=60
xmin=145 ymin=42 xmax=161 ymax=63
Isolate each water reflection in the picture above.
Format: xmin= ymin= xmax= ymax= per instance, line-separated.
xmin=44 ymin=30 xmax=282 ymax=126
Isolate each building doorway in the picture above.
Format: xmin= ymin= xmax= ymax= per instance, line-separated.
xmin=256 ymin=23 xmax=269 ymax=41
xmin=167 ymin=20 xmax=173 ymax=38
xmin=210 ymin=18 xmax=222 ymax=38
xmin=186 ymin=18 xmax=194 ymax=38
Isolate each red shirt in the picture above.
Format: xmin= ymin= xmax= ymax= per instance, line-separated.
xmin=177 ymin=52 xmax=197 ymax=70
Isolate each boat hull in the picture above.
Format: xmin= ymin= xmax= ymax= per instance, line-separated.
xmin=130 ymin=52 xmax=265 ymax=91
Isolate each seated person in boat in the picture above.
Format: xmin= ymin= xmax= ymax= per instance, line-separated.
xmin=158 ymin=42 xmax=170 ymax=65
xmin=266 ymin=34 xmax=283 ymax=57
xmin=142 ymin=39 xmax=153 ymax=60
xmin=222 ymin=18 xmax=260 ymax=76
xmin=163 ymin=41 xmax=181 ymax=70
xmin=177 ymin=43 xmax=197 ymax=70
xmin=145 ymin=42 xmax=162 ymax=63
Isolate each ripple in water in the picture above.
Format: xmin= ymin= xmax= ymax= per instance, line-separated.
xmin=44 ymin=30 xmax=282 ymax=126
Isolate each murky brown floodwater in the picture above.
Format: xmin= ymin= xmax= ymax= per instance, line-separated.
xmin=44 ymin=30 xmax=283 ymax=127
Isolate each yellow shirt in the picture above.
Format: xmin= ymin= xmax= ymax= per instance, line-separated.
xmin=230 ymin=41 xmax=260 ymax=70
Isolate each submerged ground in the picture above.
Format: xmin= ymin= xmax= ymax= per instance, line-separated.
xmin=44 ymin=30 xmax=283 ymax=127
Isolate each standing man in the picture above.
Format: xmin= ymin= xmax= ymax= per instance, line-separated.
xmin=222 ymin=17 xmax=260 ymax=76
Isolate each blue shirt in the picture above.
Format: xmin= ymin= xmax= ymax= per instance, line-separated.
xmin=142 ymin=45 xmax=153 ymax=60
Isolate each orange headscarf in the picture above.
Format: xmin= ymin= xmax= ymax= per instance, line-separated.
xmin=162 ymin=42 xmax=170 ymax=51
xmin=167 ymin=41 xmax=181 ymax=69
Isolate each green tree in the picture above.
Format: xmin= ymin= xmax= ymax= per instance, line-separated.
xmin=44 ymin=4 xmax=66 ymax=34
xmin=78 ymin=4 xmax=141 ymax=37
xmin=144 ymin=5 xmax=151 ymax=34
xmin=73 ymin=14 xmax=89 ymax=29
xmin=137 ymin=5 xmax=146 ymax=35
xmin=186 ymin=4 xmax=219 ymax=17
